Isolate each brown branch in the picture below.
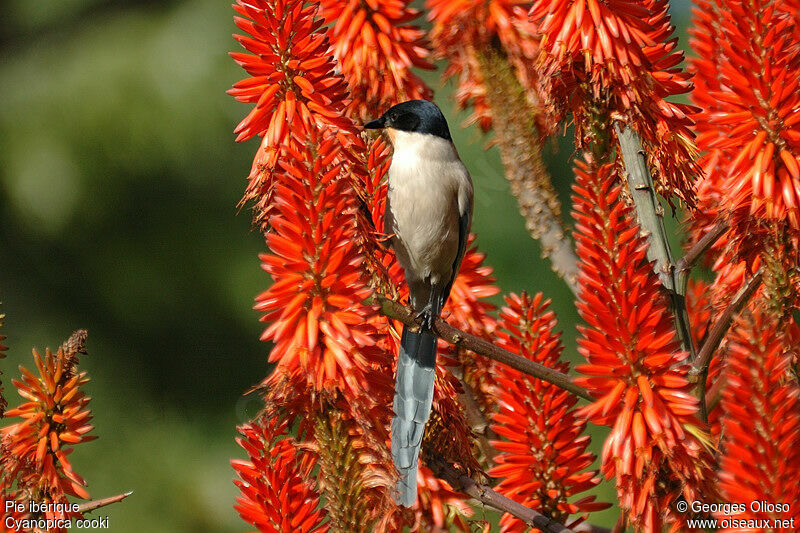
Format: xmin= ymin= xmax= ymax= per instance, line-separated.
xmin=614 ymin=124 xmax=695 ymax=359
xmin=691 ymin=268 xmax=763 ymax=375
xmin=675 ymin=220 xmax=729 ymax=299
xmin=376 ymin=296 xmax=593 ymax=401
xmin=676 ymin=220 xmax=729 ymax=277
xmin=692 ymin=268 xmax=763 ymax=420
xmin=428 ymin=457 xmax=576 ymax=533
xmin=77 ymin=491 xmax=133 ymax=514
xmin=478 ymin=48 xmax=580 ymax=295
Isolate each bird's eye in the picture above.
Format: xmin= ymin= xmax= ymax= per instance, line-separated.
xmin=393 ymin=112 xmax=420 ymax=132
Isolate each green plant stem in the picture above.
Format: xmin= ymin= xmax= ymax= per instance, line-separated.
xmin=376 ymin=296 xmax=593 ymax=401
xmin=614 ymin=124 xmax=695 ymax=359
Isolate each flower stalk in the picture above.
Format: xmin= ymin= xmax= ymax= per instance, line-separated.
xmin=614 ymin=123 xmax=695 ymax=358
xmin=477 ymin=47 xmax=579 ymax=293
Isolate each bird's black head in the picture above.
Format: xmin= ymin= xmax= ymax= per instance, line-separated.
xmin=364 ymin=100 xmax=452 ymax=141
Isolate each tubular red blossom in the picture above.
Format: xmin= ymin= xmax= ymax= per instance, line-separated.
xmin=571 ymin=156 xmax=716 ymax=530
xmin=427 ymin=0 xmax=537 ymax=131
xmin=233 ymin=417 xmax=328 ymax=533
xmin=229 ymin=0 xmax=361 ymax=228
xmin=531 ymin=0 xmax=698 ymax=206
xmin=445 ymin=240 xmax=500 ymax=335
xmin=490 ymin=292 xmax=608 ymax=532
xmin=253 ymin=128 xmax=392 ymax=402
xmin=319 ymin=0 xmax=434 ymax=121
xmin=1 ymin=344 xmax=95 ymax=524
xmin=689 ymin=0 xmax=800 ymax=307
xmin=716 ymin=306 xmax=800 ymax=529
xmin=691 ymin=0 xmax=800 ymax=228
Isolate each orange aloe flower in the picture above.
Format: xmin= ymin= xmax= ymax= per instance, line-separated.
xmin=531 ymin=0 xmax=698 ymax=206
xmin=233 ymin=416 xmax=328 ymax=533
xmin=689 ymin=0 xmax=800 ymax=307
xmin=716 ymin=305 xmax=800 ymax=529
xmin=571 ymin=156 xmax=716 ymax=530
xmin=253 ymin=127 xmax=392 ymax=403
xmin=490 ymin=292 xmax=608 ymax=531
xmin=438 ymin=239 xmax=501 ymax=421
xmin=229 ymin=0 xmax=360 ymax=228
xmin=1 ymin=341 xmax=94 ymax=523
xmin=319 ymin=0 xmax=434 ymax=121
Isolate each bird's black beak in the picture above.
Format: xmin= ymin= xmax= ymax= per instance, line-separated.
xmin=363 ymin=116 xmax=385 ymax=130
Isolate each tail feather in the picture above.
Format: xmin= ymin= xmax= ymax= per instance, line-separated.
xmin=391 ymin=326 xmax=437 ymax=507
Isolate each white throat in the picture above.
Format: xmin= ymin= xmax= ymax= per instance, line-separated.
xmin=387 ymin=129 xmax=458 ymax=162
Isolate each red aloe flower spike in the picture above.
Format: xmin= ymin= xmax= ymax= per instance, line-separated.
xmin=689 ymin=0 xmax=800 ymax=309
xmin=319 ymin=0 xmax=434 ymax=121
xmin=233 ymin=416 xmax=328 ymax=533
xmin=490 ymin=292 xmax=609 ymax=532
xmin=229 ymin=0 xmax=361 ymax=228
xmin=531 ymin=0 xmax=699 ymax=207
xmin=1 ymin=338 xmax=95 ymax=517
xmin=571 ymin=156 xmax=716 ymax=530
xmin=717 ymin=305 xmax=800 ymax=529
xmin=253 ymin=127 xmax=392 ymax=403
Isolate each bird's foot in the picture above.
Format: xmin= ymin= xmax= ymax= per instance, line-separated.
xmin=415 ymin=306 xmax=435 ymax=330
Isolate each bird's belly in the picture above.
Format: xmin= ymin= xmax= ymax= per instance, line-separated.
xmin=386 ymin=178 xmax=459 ymax=284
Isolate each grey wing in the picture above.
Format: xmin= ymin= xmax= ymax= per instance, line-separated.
xmin=441 ymin=209 xmax=470 ymax=307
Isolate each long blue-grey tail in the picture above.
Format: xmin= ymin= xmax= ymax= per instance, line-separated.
xmin=391 ymin=325 xmax=437 ymax=507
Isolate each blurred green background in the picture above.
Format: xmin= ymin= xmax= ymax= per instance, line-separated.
xmin=0 ymin=1 xmax=693 ymax=531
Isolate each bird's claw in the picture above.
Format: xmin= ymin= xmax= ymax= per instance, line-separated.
xmin=415 ymin=307 xmax=435 ymax=331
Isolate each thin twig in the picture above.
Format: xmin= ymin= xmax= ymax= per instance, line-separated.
xmin=77 ymin=491 xmax=133 ymax=514
xmin=692 ymin=268 xmax=764 ymax=376
xmin=676 ymin=220 xmax=729 ymax=276
xmin=675 ymin=220 xmax=729 ymax=295
xmin=692 ymin=268 xmax=763 ymax=420
xmin=428 ymin=457 xmax=575 ymax=533
xmin=376 ymin=296 xmax=593 ymax=401
xmin=614 ymin=124 xmax=695 ymax=359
